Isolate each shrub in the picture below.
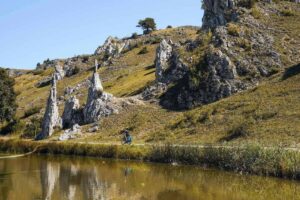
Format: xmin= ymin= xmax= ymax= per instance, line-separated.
xmin=21 ymin=117 xmax=42 ymax=139
xmin=167 ymin=25 xmax=173 ymax=29
xmin=280 ymin=9 xmax=295 ymax=17
xmin=238 ymin=38 xmax=252 ymax=51
xmin=131 ymin=32 xmax=138 ymax=39
xmin=82 ymin=56 xmax=89 ymax=63
xmin=23 ymin=106 xmax=41 ymax=118
xmin=227 ymin=23 xmax=240 ymax=36
xmin=32 ymin=70 xmax=44 ymax=75
xmin=221 ymin=122 xmax=252 ymax=142
xmin=237 ymin=0 xmax=257 ymax=9
xmin=0 ymin=68 xmax=17 ymax=122
xmin=0 ymin=118 xmax=25 ymax=135
xmin=138 ymin=47 xmax=149 ymax=55
xmin=251 ymin=6 xmax=261 ymax=19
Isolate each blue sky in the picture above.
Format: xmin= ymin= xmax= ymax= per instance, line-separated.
xmin=0 ymin=0 xmax=203 ymax=69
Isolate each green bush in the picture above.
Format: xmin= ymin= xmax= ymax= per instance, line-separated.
xmin=0 ymin=68 xmax=17 ymax=122
xmin=138 ymin=47 xmax=149 ymax=55
xmin=251 ymin=6 xmax=261 ymax=19
xmin=237 ymin=0 xmax=257 ymax=9
xmin=21 ymin=117 xmax=42 ymax=139
xmin=227 ymin=23 xmax=240 ymax=36
xmin=0 ymin=118 xmax=25 ymax=135
xmin=131 ymin=32 xmax=138 ymax=39
xmin=280 ymin=9 xmax=295 ymax=17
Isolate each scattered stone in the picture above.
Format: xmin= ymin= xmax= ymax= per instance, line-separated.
xmin=88 ymin=123 xmax=99 ymax=133
xmin=58 ymin=124 xmax=81 ymax=141
xmin=36 ymin=76 xmax=62 ymax=140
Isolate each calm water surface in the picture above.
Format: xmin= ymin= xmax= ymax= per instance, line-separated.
xmin=0 ymin=154 xmax=299 ymax=200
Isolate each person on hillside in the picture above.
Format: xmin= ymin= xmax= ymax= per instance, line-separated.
xmin=122 ymin=130 xmax=132 ymax=145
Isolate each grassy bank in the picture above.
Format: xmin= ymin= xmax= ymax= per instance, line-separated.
xmin=0 ymin=139 xmax=299 ymax=180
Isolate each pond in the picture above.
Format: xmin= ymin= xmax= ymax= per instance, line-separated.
xmin=0 ymin=154 xmax=299 ymax=200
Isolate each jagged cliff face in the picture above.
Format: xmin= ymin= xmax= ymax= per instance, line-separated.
xmin=160 ymin=0 xmax=282 ymax=109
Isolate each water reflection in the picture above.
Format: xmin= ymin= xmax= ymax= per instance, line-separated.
xmin=0 ymin=155 xmax=299 ymax=200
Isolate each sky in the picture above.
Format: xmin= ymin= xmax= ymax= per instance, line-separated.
xmin=0 ymin=0 xmax=203 ymax=69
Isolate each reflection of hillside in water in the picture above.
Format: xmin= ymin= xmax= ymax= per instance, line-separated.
xmin=0 ymin=156 xmax=299 ymax=200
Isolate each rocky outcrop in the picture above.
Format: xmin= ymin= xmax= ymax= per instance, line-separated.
xmin=36 ymin=76 xmax=62 ymax=140
xmin=62 ymin=96 xmax=83 ymax=128
xmin=155 ymin=39 xmax=173 ymax=82
xmin=155 ymin=39 xmax=189 ymax=84
xmin=94 ymin=36 xmax=130 ymax=58
xmin=83 ymin=60 xmax=118 ymax=123
xmin=54 ymin=64 xmax=65 ymax=80
xmin=202 ymin=0 xmax=238 ymax=29
xmin=161 ymin=2 xmax=281 ymax=109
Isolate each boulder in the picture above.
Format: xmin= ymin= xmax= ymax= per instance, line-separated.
xmin=36 ymin=76 xmax=62 ymax=140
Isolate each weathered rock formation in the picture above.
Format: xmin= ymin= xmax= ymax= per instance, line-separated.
xmin=141 ymin=39 xmax=189 ymax=100
xmin=36 ymin=76 xmax=62 ymax=140
xmin=202 ymin=0 xmax=237 ymax=30
xmin=94 ymin=36 xmax=130 ymax=58
xmin=155 ymin=39 xmax=173 ymax=82
xmin=155 ymin=39 xmax=189 ymax=84
xmin=160 ymin=1 xmax=281 ymax=109
xmin=53 ymin=64 xmax=65 ymax=80
xmin=83 ymin=60 xmax=118 ymax=123
xmin=62 ymin=96 xmax=83 ymax=128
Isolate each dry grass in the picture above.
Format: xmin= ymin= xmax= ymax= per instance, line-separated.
xmin=10 ymin=13 xmax=300 ymax=147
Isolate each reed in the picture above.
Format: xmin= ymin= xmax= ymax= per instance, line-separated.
xmin=0 ymin=139 xmax=299 ymax=180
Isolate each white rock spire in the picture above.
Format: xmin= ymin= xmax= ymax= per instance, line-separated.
xmin=36 ymin=75 xmax=62 ymax=140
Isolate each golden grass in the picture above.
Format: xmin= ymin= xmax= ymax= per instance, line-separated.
xmin=11 ymin=18 xmax=300 ymax=147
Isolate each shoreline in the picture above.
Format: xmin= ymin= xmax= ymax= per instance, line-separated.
xmin=0 ymin=138 xmax=299 ymax=180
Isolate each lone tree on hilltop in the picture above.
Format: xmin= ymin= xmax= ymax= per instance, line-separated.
xmin=137 ymin=18 xmax=157 ymax=34
xmin=0 ymin=68 xmax=17 ymax=123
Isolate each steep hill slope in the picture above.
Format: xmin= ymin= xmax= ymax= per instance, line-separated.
xmin=7 ymin=1 xmax=300 ymax=146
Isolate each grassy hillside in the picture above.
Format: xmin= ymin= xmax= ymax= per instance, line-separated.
xmin=7 ymin=2 xmax=300 ymax=147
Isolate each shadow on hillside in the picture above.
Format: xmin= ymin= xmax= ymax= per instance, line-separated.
xmin=282 ymin=63 xmax=300 ymax=80
xmin=159 ymin=76 xmax=190 ymax=111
